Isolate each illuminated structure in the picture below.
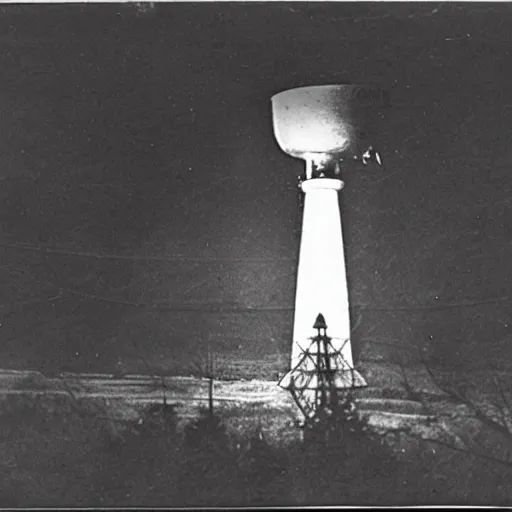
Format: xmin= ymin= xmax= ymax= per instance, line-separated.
xmin=271 ymin=85 xmax=385 ymax=421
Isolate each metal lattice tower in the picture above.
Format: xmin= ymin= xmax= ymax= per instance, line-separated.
xmin=279 ymin=313 xmax=366 ymax=423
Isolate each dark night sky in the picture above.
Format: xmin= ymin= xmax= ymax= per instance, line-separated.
xmin=1 ymin=2 xmax=512 ymax=377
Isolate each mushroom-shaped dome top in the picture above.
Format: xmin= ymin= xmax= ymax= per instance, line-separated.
xmin=271 ymin=84 xmax=386 ymax=161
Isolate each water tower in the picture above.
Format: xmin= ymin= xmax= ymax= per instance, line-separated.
xmin=271 ymin=84 xmax=387 ymax=422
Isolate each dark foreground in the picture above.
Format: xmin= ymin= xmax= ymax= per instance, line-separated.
xmin=0 ymin=385 xmax=511 ymax=507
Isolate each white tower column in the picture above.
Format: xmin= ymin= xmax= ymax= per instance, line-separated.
xmin=292 ymin=177 xmax=353 ymax=369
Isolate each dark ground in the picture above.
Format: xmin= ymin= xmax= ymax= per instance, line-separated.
xmin=1 ymin=389 xmax=511 ymax=507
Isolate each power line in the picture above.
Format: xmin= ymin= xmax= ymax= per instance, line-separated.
xmin=355 ymin=295 xmax=512 ymax=312
xmin=64 ymin=288 xmax=512 ymax=313
xmin=0 ymin=291 xmax=64 ymax=310
xmin=1 ymin=242 xmax=512 ymax=312
xmin=1 ymin=286 xmax=511 ymax=314
xmin=0 ymin=241 xmax=294 ymax=263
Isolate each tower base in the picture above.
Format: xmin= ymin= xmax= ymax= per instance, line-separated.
xmin=278 ymin=322 xmax=367 ymax=422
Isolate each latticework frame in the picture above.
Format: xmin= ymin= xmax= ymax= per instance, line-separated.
xmin=279 ymin=334 xmax=366 ymax=421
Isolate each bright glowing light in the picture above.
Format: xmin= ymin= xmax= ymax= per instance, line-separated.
xmin=292 ymin=178 xmax=354 ymax=368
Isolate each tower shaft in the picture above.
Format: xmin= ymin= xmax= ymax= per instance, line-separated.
xmin=292 ymin=178 xmax=353 ymax=368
